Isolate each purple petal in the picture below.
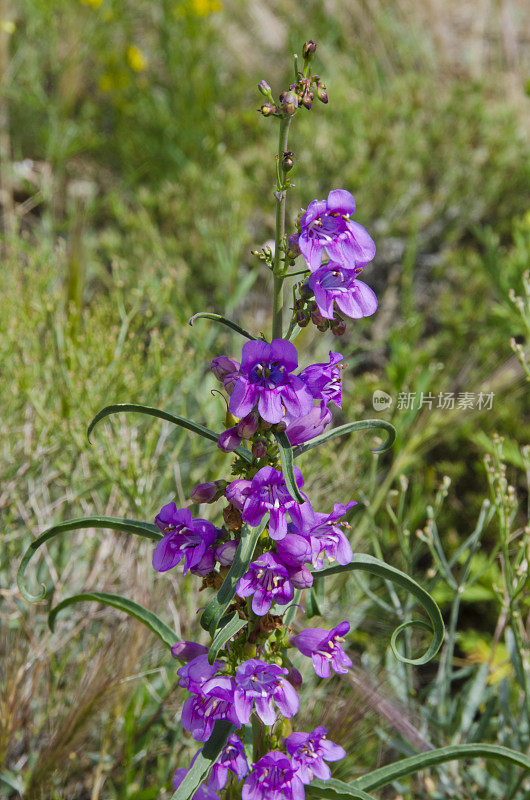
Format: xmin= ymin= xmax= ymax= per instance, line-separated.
xmin=270 ymin=338 xmax=298 ymax=372
xmin=152 ymin=536 xmax=183 ymax=572
xmin=327 ymin=189 xmax=356 ymax=215
xmin=312 ymin=653 xmax=331 ymax=678
xmin=258 ymin=389 xmax=284 ymax=423
xmin=241 ymin=340 xmax=271 ymax=371
xmin=299 ymin=232 xmax=324 ymax=270
xmin=229 ymin=378 xmax=258 ymax=419
xmin=274 ymin=678 xmax=300 ymax=717
xmin=254 ymin=695 xmax=276 ymax=725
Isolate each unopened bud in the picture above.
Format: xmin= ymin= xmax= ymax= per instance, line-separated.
xmin=236 ymin=411 xmax=259 ymax=439
xmin=259 ymin=102 xmax=278 ymax=117
xmin=282 ymin=151 xmax=294 ymax=172
xmin=286 ymin=233 xmax=301 ymax=259
xmin=311 ymin=308 xmax=328 ymax=327
xmin=300 ymin=88 xmax=314 ymax=110
xmin=299 ymin=282 xmax=313 ymax=299
xmin=279 ymin=90 xmax=298 ymax=116
xmin=286 ymin=666 xmax=303 ymax=687
xmin=302 ymin=40 xmax=317 ymax=60
xmin=295 ymin=309 xmax=309 ymax=327
xmin=252 ymin=438 xmax=268 ymax=459
xmin=189 ymin=482 xmax=218 ymax=503
xmin=331 ymin=317 xmax=346 ymax=336
xmin=171 ymin=641 xmax=208 ymax=662
xmin=217 ymin=427 xmax=242 ymax=453
xmin=215 ymin=539 xmax=238 ymax=566
xmin=257 ymin=79 xmax=273 ymax=100
xmin=316 ymin=81 xmax=328 ymax=104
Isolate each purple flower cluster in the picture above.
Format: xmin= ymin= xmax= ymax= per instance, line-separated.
xmin=155 ymin=182 xmax=377 ymax=799
xmin=211 ymin=341 xmax=344 ymax=450
xmin=175 ymin=654 xmax=300 ymax=743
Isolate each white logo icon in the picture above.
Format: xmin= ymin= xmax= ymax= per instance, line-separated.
xmin=372 ymin=390 xmax=393 ymax=411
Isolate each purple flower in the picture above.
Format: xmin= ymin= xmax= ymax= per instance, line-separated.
xmin=153 ymin=505 xmax=217 ymax=574
xmin=171 ymin=641 xmax=209 ymax=662
xmin=177 ymin=654 xmax=224 ymax=694
xmin=276 ymin=532 xmax=313 ymax=567
xmin=298 ymin=352 xmax=343 ymax=409
xmin=226 ymin=466 xmax=307 ymax=540
xmin=229 ymin=659 xmax=299 ymax=725
xmin=173 ymin=769 xmax=219 ymax=800
xmin=242 ymin=751 xmax=304 ymax=800
xmin=308 ymin=264 xmax=378 ymax=320
xmin=298 ymin=189 xmax=375 ymax=271
xmin=285 ymin=726 xmax=346 ymax=784
xmin=236 ymin=552 xmax=296 ymax=615
xmin=229 ymin=339 xmax=313 ymax=424
xmin=285 ymin=402 xmax=332 ymax=446
xmin=209 ymin=734 xmax=249 ymax=790
xmin=181 ymin=676 xmax=240 ymax=742
xmin=290 ymin=621 xmax=352 ymax=679
xmin=301 ymin=502 xmax=356 ymax=569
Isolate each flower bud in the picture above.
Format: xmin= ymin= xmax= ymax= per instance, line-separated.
xmin=210 ymin=356 xmax=240 ymax=381
xmin=316 ymin=80 xmax=328 ymax=104
xmin=279 ymin=90 xmax=298 ymax=116
xmin=236 ymin=411 xmax=259 ymax=439
xmin=252 ymin=438 xmax=268 ymax=459
xmin=311 ymin=308 xmax=328 ymax=328
xmin=299 ymin=281 xmax=313 ymax=299
xmin=171 ymin=641 xmax=208 ymax=662
xmin=259 ymin=102 xmax=278 ymax=117
xmin=286 ymin=233 xmax=301 ymax=259
xmin=189 ymin=482 xmax=218 ymax=503
xmin=300 ymin=88 xmax=314 ymax=110
xmin=218 ymin=426 xmax=242 ymax=453
xmin=331 ymin=317 xmax=347 ymax=336
xmin=257 ymin=79 xmax=273 ymax=100
xmin=302 ymin=40 xmax=317 ymax=60
xmin=215 ymin=539 xmax=238 ymax=566
xmin=295 ymin=309 xmax=309 ymax=327
xmin=282 ymin=151 xmax=294 ymax=172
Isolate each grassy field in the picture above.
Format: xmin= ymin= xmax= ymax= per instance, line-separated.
xmin=2 ymin=1 xmax=530 ymax=798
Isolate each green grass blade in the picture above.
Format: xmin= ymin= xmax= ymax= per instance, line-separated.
xmin=170 ymin=720 xmax=234 ymax=800
xmin=208 ymin=611 xmax=247 ymax=664
xmin=200 ymin=520 xmax=266 ymax=636
xmin=48 ymin=591 xmax=178 ymax=650
xmin=306 ymin=777 xmax=377 ymax=800
xmin=86 ymin=403 xmax=252 ymax=463
xmin=273 ymin=430 xmax=305 ymax=503
xmin=352 ymin=744 xmax=530 ymax=791
xmin=313 ymin=553 xmax=444 ymax=665
xmin=294 ymin=419 xmax=396 ymax=456
xmin=188 ymin=312 xmax=258 ymax=341
xmin=17 ymin=516 xmax=161 ymax=602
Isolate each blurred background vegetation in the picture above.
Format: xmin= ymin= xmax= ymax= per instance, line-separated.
xmin=1 ymin=0 xmax=529 ymax=798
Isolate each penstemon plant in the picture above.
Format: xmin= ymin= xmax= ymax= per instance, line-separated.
xmin=18 ymin=40 xmax=530 ymax=800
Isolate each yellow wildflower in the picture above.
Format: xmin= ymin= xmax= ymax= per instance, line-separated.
xmin=126 ymin=45 xmax=147 ymax=72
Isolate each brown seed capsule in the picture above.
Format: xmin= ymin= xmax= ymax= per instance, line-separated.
xmin=223 ymin=503 xmax=242 ymax=532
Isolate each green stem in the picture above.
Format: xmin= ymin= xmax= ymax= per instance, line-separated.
xmin=272 ymin=117 xmax=292 ymax=340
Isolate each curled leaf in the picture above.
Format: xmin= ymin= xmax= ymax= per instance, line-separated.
xmin=18 ymin=517 xmax=161 ymax=602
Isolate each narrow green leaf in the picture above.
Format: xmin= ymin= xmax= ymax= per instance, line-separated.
xmin=188 ymin=312 xmax=258 ymax=341
xmin=200 ymin=520 xmax=267 ymax=635
xmin=170 ymin=720 xmax=234 ymax=800
xmin=48 ymin=591 xmax=178 ymax=650
xmin=273 ymin=430 xmax=305 ymax=503
xmin=306 ymin=581 xmax=324 ymax=619
xmin=18 ymin=516 xmax=161 ymax=602
xmin=352 ymin=744 xmax=530 ymax=791
xmin=313 ymin=553 xmax=444 ymax=665
xmin=306 ymin=778 xmax=376 ymax=800
xmin=208 ymin=612 xmax=247 ymax=664
xmin=283 ymin=589 xmax=302 ymax=626
xmin=294 ymin=419 xmax=396 ymax=456
xmin=86 ymin=403 xmax=252 ymax=464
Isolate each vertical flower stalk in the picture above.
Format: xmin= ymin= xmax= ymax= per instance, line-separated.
xmin=272 ymin=116 xmax=292 ymax=340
